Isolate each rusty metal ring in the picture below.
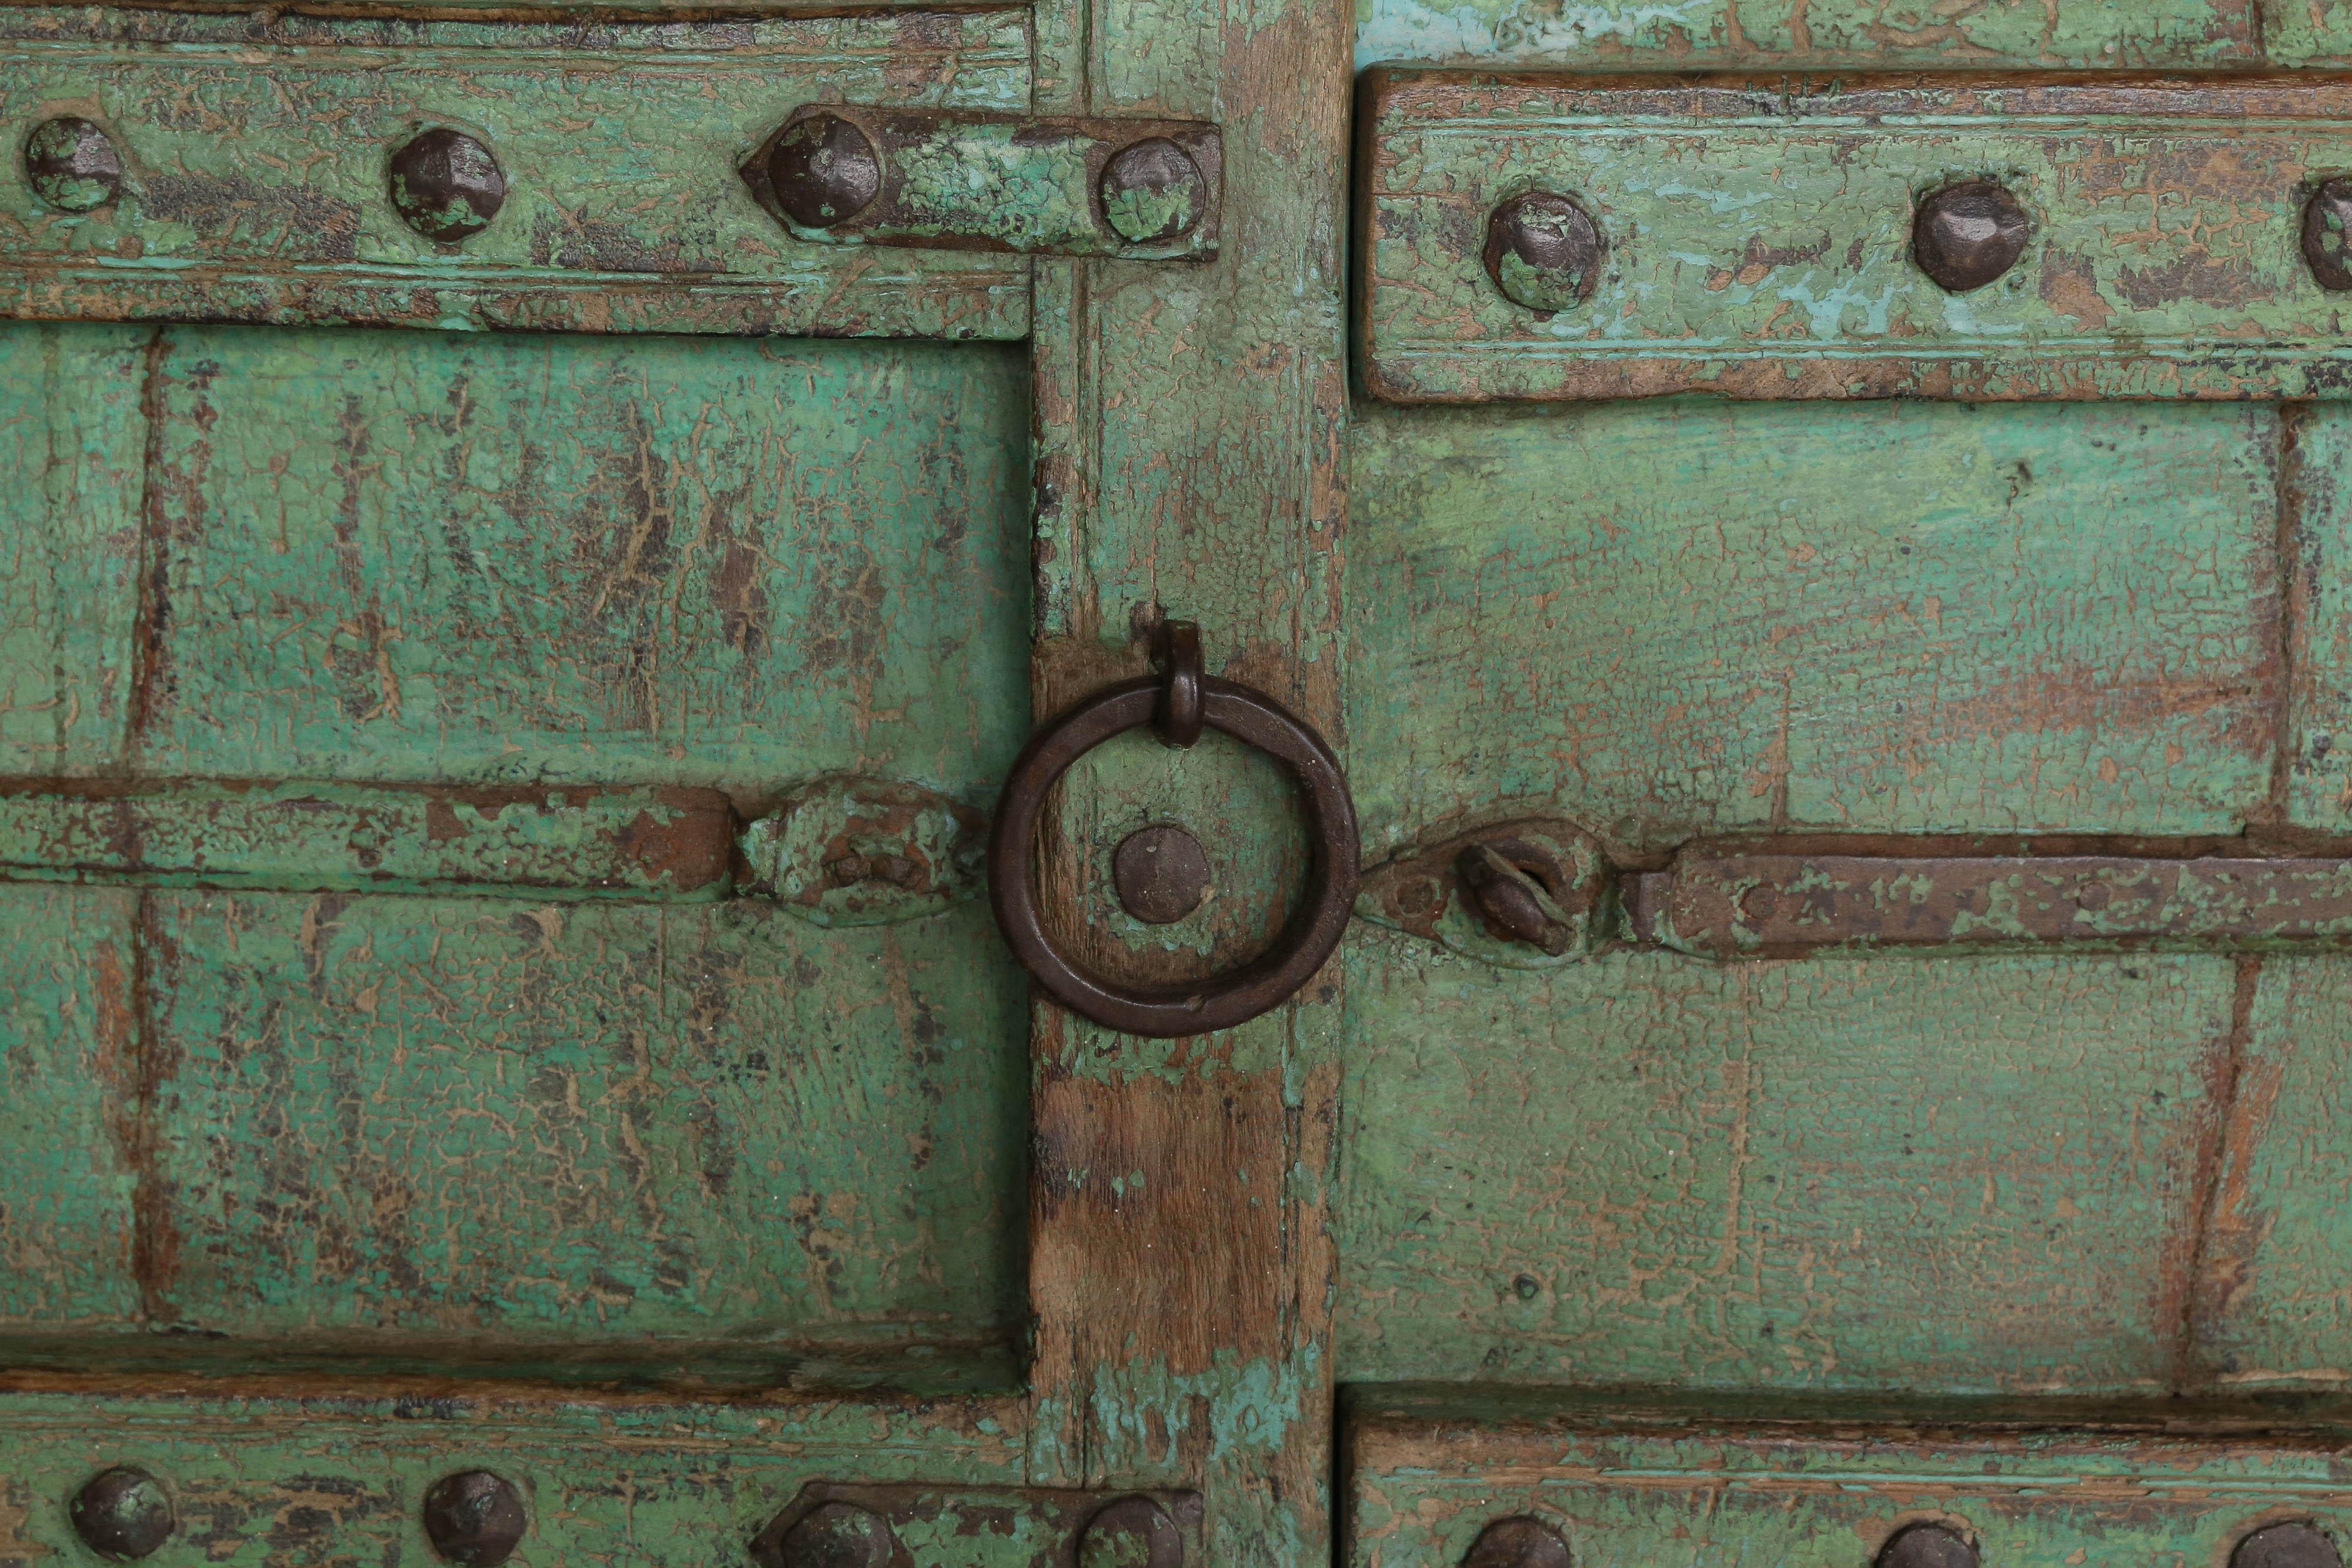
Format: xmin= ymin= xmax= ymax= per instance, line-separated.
xmin=988 ymin=675 xmax=1359 ymax=1037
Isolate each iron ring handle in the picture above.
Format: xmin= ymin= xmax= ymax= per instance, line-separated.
xmin=987 ymin=674 xmax=1359 ymax=1037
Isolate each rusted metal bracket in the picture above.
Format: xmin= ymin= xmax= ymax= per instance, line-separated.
xmin=749 ymin=1482 xmax=1202 ymax=1568
xmin=1636 ymin=851 xmax=2352 ymax=959
xmin=740 ymin=106 xmax=1221 ymax=260
xmin=1359 ymin=821 xmax=2352 ymax=965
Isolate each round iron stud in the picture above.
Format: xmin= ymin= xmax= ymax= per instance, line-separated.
xmin=70 ymin=1469 xmax=174 ymax=1562
xmin=2235 ymin=1522 xmax=2344 ymax=1568
xmin=421 ymin=1470 xmax=527 ymax=1567
xmin=1113 ymin=825 xmax=1211 ymax=924
xmin=766 ymin=113 xmax=881 ymax=230
xmin=1876 ymin=1523 xmax=1979 ymax=1568
xmin=1482 ymin=192 xmax=1604 ymax=313
xmin=25 ymin=117 xmax=122 ymax=213
xmin=2304 ymin=180 xmax=2352 ymax=291
xmin=1077 ymin=1495 xmax=1182 ymax=1568
xmin=1912 ymin=179 xmax=2032 ymax=293
xmin=388 ymin=128 xmax=506 ymax=243
xmin=1099 ymin=138 xmax=1207 ymax=245
xmin=763 ymin=1502 xmax=897 ymax=1568
xmin=1461 ymin=1515 xmax=1572 ymax=1568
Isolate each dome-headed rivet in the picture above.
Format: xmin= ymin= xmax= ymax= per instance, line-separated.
xmin=25 ymin=117 xmax=122 ymax=213
xmin=1876 ymin=1523 xmax=1979 ymax=1568
xmin=69 ymin=1467 xmax=175 ymax=1562
xmin=2303 ymin=180 xmax=2352 ymax=292
xmin=756 ymin=1500 xmax=897 ymax=1568
xmin=389 ymin=127 xmax=506 ymax=243
xmin=1100 ymin=138 xmax=1207 ymax=245
xmin=1912 ymin=179 xmax=2032 ymax=293
xmin=422 ymin=1470 xmax=527 ymax=1566
xmin=1078 ymin=1495 xmax=1182 ymax=1568
xmin=766 ymin=113 xmax=881 ymax=230
xmin=1483 ymin=192 xmax=1604 ymax=313
xmin=2235 ymin=1522 xmax=2344 ymax=1568
xmin=1462 ymin=1515 xmax=1571 ymax=1568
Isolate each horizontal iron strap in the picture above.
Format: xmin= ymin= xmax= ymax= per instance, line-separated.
xmin=1641 ymin=852 xmax=2352 ymax=958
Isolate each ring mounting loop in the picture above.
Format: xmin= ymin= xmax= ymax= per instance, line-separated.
xmin=1154 ymin=621 xmax=1203 ymax=748
xmin=988 ymin=669 xmax=1359 ymax=1037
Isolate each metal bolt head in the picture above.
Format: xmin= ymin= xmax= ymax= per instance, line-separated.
xmin=767 ymin=113 xmax=881 ymax=230
xmin=2236 ymin=1523 xmax=2344 ymax=1568
xmin=1462 ymin=1516 xmax=1571 ymax=1568
xmin=1483 ymin=192 xmax=1603 ymax=313
xmin=1078 ymin=1495 xmax=1182 ymax=1568
xmin=1912 ymin=179 xmax=2031 ymax=293
xmin=757 ymin=1501 xmax=897 ymax=1568
xmin=1100 ymin=138 xmax=1207 ymax=245
xmin=25 ymin=117 xmax=121 ymax=213
xmin=389 ymin=128 xmax=505 ymax=243
xmin=1113 ymin=825 xmax=1211 ymax=924
xmin=2304 ymin=180 xmax=2352 ymax=291
xmin=422 ymin=1470 xmax=527 ymax=1566
xmin=70 ymin=1468 xmax=174 ymax=1562
xmin=1876 ymin=1523 xmax=1979 ymax=1568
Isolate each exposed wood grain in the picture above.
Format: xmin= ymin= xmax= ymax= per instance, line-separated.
xmin=0 ymin=8 xmax=1031 ymax=338
xmin=1349 ymin=399 xmax=2281 ymax=854
xmin=1020 ymin=0 xmax=1351 ymax=1564
xmin=1337 ymin=934 xmax=2236 ymax=1394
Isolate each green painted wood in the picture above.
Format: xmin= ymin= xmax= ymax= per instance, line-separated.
xmin=1 ymin=890 xmax=1027 ymax=1386
xmin=1349 ymin=399 xmax=2281 ymax=854
xmin=2184 ymin=957 xmax=2352 ymax=1393
xmin=1355 ymin=0 xmax=2264 ymax=68
xmin=1360 ymin=73 xmax=2352 ymax=404
xmin=0 ymin=8 xmax=1030 ymax=338
xmin=131 ymin=326 xmax=1029 ymax=795
xmin=2290 ymin=406 xmax=2352 ymax=831
xmin=0 ymin=887 xmax=137 ymax=1329
xmin=1345 ymin=1403 xmax=2352 ymax=1568
xmin=0 ymin=783 xmax=734 ymax=899
xmin=1336 ymin=933 xmax=2231 ymax=1393
xmin=0 ymin=323 xmax=143 ymax=775
xmin=0 ymin=1386 xmax=1030 ymax=1566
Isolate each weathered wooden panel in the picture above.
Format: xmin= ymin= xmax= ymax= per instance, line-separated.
xmin=0 ymin=323 xmax=142 ymax=775
xmin=0 ymin=8 xmax=1029 ymax=338
xmin=0 ymin=887 xmax=138 ymax=1329
xmin=1349 ymin=400 xmax=2280 ymax=852
xmin=2186 ymin=958 xmax=2352 ymax=1393
xmin=1336 ymin=934 xmax=2233 ymax=1392
xmin=1355 ymin=0 xmax=2264 ymax=68
xmin=134 ymin=327 xmax=1030 ymax=794
xmin=1345 ymin=1402 xmax=2352 ymax=1568
xmin=2290 ymin=405 xmax=2352 ymax=830
xmin=120 ymin=891 xmax=1025 ymax=1383
xmin=0 ymin=1384 xmax=1028 ymax=1567
xmin=1361 ymin=74 xmax=2352 ymax=404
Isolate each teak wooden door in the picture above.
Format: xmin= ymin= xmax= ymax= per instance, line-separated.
xmin=8 ymin=1 xmax=2352 ymax=1565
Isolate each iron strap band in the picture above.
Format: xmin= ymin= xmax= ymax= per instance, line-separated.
xmin=987 ymin=674 xmax=1358 ymax=1038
